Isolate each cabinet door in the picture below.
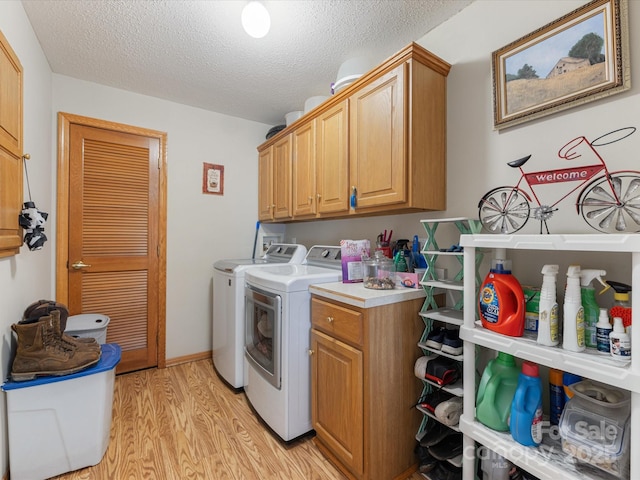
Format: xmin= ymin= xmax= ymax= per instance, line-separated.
xmin=311 ymin=329 xmax=364 ymax=476
xmin=349 ymin=63 xmax=406 ymax=209
xmin=257 ymin=146 xmax=273 ymax=221
xmin=0 ymin=31 xmax=23 ymax=257
xmin=272 ymin=134 xmax=292 ymax=220
xmin=292 ymin=120 xmax=316 ymax=217
xmin=316 ymin=100 xmax=349 ymax=215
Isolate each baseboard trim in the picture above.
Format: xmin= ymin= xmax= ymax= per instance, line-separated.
xmin=165 ymin=350 xmax=212 ymax=367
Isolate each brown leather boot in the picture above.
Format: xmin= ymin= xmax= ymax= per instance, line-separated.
xmin=21 ymin=301 xmax=99 ymax=347
xmin=10 ymin=315 xmax=101 ymax=381
xmin=49 ymin=309 xmax=101 ymax=353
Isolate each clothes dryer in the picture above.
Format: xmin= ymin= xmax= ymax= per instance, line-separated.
xmin=243 ymin=245 xmax=342 ymax=441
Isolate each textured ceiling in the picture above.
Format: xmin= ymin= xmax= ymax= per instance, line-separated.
xmin=22 ymin=0 xmax=473 ymax=126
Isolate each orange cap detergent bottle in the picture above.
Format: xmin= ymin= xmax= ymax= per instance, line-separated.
xmin=479 ymin=249 xmax=525 ymax=337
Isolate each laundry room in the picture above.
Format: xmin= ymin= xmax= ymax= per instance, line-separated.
xmin=1 ymin=0 xmax=640 ymax=479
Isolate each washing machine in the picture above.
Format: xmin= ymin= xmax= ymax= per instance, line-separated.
xmin=212 ymin=243 xmax=307 ymax=390
xmin=243 ymin=245 xmax=342 ymax=441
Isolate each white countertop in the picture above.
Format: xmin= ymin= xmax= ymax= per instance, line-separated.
xmin=309 ymin=281 xmax=426 ymax=308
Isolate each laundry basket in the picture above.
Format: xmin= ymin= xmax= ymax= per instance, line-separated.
xmin=65 ymin=313 xmax=110 ymax=344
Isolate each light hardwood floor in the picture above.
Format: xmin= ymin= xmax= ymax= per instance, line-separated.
xmin=51 ymin=359 xmax=425 ymax=479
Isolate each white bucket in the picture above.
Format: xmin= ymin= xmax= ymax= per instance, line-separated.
xmin=285 ymin=110 xmax=303 ymax=126
xmin=303 ymin=96 xmax=329 ymax=113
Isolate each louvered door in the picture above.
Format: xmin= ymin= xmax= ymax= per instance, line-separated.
xmin=67 ymin=123 xmax=161 ymax=373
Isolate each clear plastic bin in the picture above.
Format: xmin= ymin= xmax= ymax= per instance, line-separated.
xmin=559 ymin=379 xmax=630 ymax=478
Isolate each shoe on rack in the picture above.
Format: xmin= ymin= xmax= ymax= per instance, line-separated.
xmin=434 ymin=396 xmax=463 ymax=426
xmin=419 ymin=421 xmax=455 ymax=447
xmin=429 ymin=460 xmax=462 ymax=480
xmin=428 ymin=432 xmax=463 ymax=460
xmin=414 ymin=443 xmax=439 ymax=474
xmin=441 ymin=328 xmax=463 ymax=356
xmin=417 ymin=390 xmax=454 ymax=414
xmin=425 ymin=326 xmax=445 ymax=350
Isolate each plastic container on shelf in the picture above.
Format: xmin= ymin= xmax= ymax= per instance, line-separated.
xmin=610 ymin=316 xmax=631 ymax=362
xmin=580 ymin=269 xmax=607 ymax=349
xmin=563 ymin=372 xmax=582 ymax=405
xmin=596 ymin=308 xmax=613 ymax=354
xmin=549 ymin=368 xmax=564 ymax=426
xmin=563 ymin=265 xmax=586 ymax=352
xmin=479 ymin=249 xmax=525 ymax=337
xmin=522 ymin=286 xmax=540 ymax=339
xmin=537 ymin=265 xmax=559 ymax=346
xmin=510 ymin=361 xmax=543 ymax=447
xmin=476 ymin=352 xmax=520 ymax=432
xmin=608 ymin=281 xmax=633 ymax=333
xmin=559 ymin=379 xmax=630 ymax=478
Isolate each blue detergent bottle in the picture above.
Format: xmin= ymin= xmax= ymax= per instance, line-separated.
xmin=510 ymin=361 xmax=543 ymax=446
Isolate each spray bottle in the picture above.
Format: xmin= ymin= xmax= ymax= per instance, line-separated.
xmin=595 ymin=308 xmax=612 ymax=354
xmin=479 ymin=249 xmax=525 ymax=337
xmin=580 ymin=269 xmax=608 ymax=349
xmin=537 ymin=265 xmax=559 ymax=347
xmin=563 ymin=265 xmax=585 ymax=352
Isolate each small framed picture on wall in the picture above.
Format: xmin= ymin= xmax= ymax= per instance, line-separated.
xmin=203 ymin=163 xmax=224 ymax=195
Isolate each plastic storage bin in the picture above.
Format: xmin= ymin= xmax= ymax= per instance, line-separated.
xmin=559 ymin=379 xmax=630 ymax=478
xmin=2 ymin=344 xmax=121 ymax=480
xmin=65 ymin=313 xmax=110 ymax=344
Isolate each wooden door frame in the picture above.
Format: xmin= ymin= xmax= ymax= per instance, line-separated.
xmin=56 ymin=112 xmax=167 ymax=369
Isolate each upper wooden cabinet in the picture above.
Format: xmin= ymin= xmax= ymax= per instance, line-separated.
xmin=0 ymin=30 xmax=24 ymax=257
xmin=349 ymin=63 xmax=406 ymax=210
xmin=257 ymin=146 xmax=273 ymax=221
xmin=316 ymin=100 xmax=349 ymax=216
xmin=272 ymin=133 xmax=292 ymax=220
xmin=257 ymin=43 xmax=450 ymax=222
xmin=258 ymin=133 xmax=293 ymax=222
xmin=292 ymin=119 xmax=316 ymax=217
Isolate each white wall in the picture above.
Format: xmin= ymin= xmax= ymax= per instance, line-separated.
xmin=52 ymin=76 xmax=271 ymax=360
xmin=0 ymin=1 xmax=54 ymax=475
xmin=287 ymin=0 xmax=640 ymax=287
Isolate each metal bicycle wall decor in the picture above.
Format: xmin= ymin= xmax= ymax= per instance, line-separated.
xmin=478 ymin=126 xmax=639 ymax=234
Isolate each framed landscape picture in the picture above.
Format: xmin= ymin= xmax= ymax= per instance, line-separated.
xmin=492 ymin=0 xmax=630 ymax=130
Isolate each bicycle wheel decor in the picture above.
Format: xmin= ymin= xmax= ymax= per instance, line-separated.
xmin=577 ymin=173 xmax=640 ymax=233
xmin=478 ymin=187 xmax=530 ymax=234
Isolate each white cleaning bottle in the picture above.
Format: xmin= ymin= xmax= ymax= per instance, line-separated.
xmin=563 ymin=265 xmax=585 ymax=352
xmin=537 ymin=265 xmax=559 ymax=346
xmin=596 ymin=308 xmax=612 ymax=354
xmin=610 ymin=317 xmax=631 ymax=362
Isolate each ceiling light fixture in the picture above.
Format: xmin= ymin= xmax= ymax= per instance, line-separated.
xmin=241 ymin=1 xmax=271 ymax=39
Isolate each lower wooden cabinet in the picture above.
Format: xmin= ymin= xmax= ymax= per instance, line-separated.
xmin=310 ymin=294 xmax=424 ymax=480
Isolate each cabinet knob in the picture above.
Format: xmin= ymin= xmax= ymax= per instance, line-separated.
xmin=308 ymin=349 xmax=315 ymax=356
xmin=326 ymin=316 xmax=334 ymax=323
xmin=308 ymin=196 xmax=313 ymax=204
xmin=317 ymin=193 xmax=321 ymax=201
xmin=271 ymin=204 xmax=275 ymax=210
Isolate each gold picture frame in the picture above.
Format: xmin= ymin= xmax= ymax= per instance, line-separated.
xmin=492 ymin=0 xmax=630 ymax=130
